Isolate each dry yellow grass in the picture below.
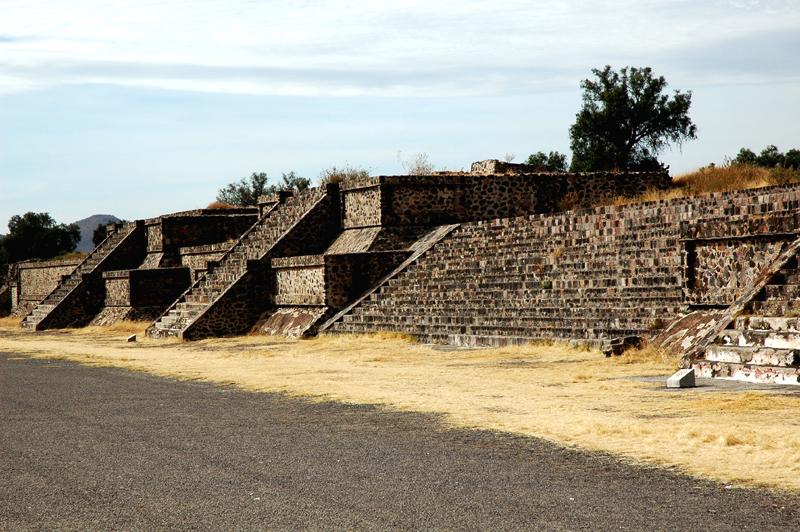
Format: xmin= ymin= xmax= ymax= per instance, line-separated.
xmin=612 ymin=164 xmax=800 ymax=206
xmin=1 ymin=324 xmax=799 ymax=492
xmin=0 ymin=315 xmax=21 ymax=328
xmin=66 ymin=320 xmax=152 ymax=336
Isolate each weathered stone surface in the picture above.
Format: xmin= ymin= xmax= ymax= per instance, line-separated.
xmin=7 ymin=258 xmax=81 ymax=315
xmin=667 ymin=368 xmax=695 ymax=388
xmin=330 ymin=183 xmax=800 ymax=351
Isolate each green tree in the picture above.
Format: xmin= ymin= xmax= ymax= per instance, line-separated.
xmin=216 ymin=172 xmax=270 ymax=206
xmin=755 ymin=145 xmax=785 ymax=168
xmin=785 ymin=149 xmax=800 ymax=170
xmin=92 ymin=223 xmax=108 ymax=247
xmin=733 ymin=146 xmax=800 ymax=169
xmin=278 ymin=171 xmax=311 ymax=192
xmin=569 ymin=66 xmax=697 ymax=172
xmin=216 ymin=171 xmax=311 ymax=206
xmin=525 ymin=151 xmax=568 ymax=172
xmin=2 ymin=212 xmax=80 ymax=263
xmin=733 ymin=148 xmax=758 ymax=166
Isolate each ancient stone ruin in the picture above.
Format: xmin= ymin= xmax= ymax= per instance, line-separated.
xmin=5 ymin=159 xmax=800 ymax=385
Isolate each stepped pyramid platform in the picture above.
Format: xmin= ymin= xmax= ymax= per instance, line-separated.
xmin=18 ymin=158 xmax=800 ymax=387
xmin=13 ymin=208 xmax=258 ymax=329
xmin=145 ymin=166 xmax=670 ymax=341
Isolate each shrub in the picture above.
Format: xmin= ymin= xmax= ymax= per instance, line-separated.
xmin=319 ymin=164 xmax=370 ymax=185
xmin=525 ymin=151 xmax=568 ymax=172
xmin=398 ymin=152 xmax=435 ymax=175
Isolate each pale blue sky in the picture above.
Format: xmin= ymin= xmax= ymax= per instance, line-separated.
xmin=1 ymin=0 xmax=799 ymax=230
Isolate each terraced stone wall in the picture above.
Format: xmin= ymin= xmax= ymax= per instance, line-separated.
xmin=103 ymin=268 xmax=191 ymax=309
xmin=339 ymin=172 xmax=669 ymax=229
xmin=144 ymin=211 xmax=257 ymax=264
xmin=272 ymin=252 xmax=408 ymax=308
xmin=8 ymin=259 xmax=82 ymax=315
xmin=180 ymin=242 xmax=234 ymax=279
xmin=328 ymin=184 xmax=800 ymax=345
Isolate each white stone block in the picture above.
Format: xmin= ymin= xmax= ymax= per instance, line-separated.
xmin=126 ymin=334 xmax=137 ymax=343
xmin=667 ymin=368 xmax=695 ymax=388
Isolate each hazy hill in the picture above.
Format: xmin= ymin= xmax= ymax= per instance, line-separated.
xmin=72 ymin=214 xmax=121 ymax=252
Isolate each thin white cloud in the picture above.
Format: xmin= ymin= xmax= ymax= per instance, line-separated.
xmin=0 ymin=0 xmax=798 ymax=96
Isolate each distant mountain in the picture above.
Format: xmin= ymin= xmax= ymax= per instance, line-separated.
xmin=72 ymin=214 xmax=121 ymax=252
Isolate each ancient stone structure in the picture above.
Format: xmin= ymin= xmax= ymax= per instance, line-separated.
xmin=146 ymin=167 xmax=668 ymax=341
xmin=17 ymin=159 xmax=800 ymax=384
xmin=324 ymin=182 xmax=800 ymax=383
xmin=7 ymin=258 xmax=83 ymax=316
xmin=18 ymin=209 xmax=257 ymax=329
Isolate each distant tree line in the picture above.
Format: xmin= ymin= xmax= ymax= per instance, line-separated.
xmin=731 ymin=145 xmax=800 ymax=169
xmin=1 ymin=212 xmax=81 ymax=274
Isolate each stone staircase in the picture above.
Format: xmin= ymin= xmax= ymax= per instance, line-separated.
xmin=693 ymin=259 xmax=800 ymax=384
xmin=147 ymin=186 xmax=336 ymax=340
xmin=328 ymin=218 xmax=683 ymax=346
xmin=21 ymin=222 xmax=143 ymax=330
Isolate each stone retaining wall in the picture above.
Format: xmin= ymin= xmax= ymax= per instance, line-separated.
xmin=329 ymin=183 xmax=800 ymax=345
xmin=272 ymin=252 xmax=408 ymax=308
xmin=103 ymin=267 xmax=191 ymax=308
xmin=179 ymin=242 xmax=235 ymax=277
xmin=8 ymin=258 xmax=82 ymax=315
xmin=340 ymin=172 xmax=669 ymax=229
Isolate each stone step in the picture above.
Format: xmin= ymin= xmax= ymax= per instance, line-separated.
xmin=330 ymin=323 xmax=646 ymax=344
xmin=345 ymin=307 xmax=667 ymax=324
xmin=383 ymin=275 xmax=681 ymax=291
xmin=332 ymin=317 xmax=646 ymax=339
xmin=176 ymin=302 xmax=208 ymax=313
xmin=705 ymin=344 xmax=799 ymax=367
xmin=764 ymin=284 xmax=800 ymax=300
xmin=717 ymin=328 xmax=800 ymax=349
xmin=185 ymin=294 xmax=211 ymax=304
xmin=363 ymin=303 xmax=670 ymax=318
xmin=692 ymin=359 xmax=800 ymax=385
xmin=750 ymin=300 xmax=800 ymax=315
xmin=365 ymin=294 xmax=683 ymax=308
xmin=734 ymin=316 xmax=800 ymax=332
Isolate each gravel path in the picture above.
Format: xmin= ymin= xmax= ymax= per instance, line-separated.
xmin=1 ymin=353 xmax=797 ymax=531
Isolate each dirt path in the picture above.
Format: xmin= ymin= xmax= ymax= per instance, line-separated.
xmin=1 ymin=353 xmax=797 ymax=531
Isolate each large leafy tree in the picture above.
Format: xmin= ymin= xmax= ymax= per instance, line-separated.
xmin=216 ymin=171 xmax=311 ymax=206
xmin=569 ymin=66 xmax=697 ymax=172
xmin=2 ymin=212 xmax=81 ymax=263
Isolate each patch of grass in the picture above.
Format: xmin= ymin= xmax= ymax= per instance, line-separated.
xmin=611 ymin=164 xmax=800 ymax=206
xmin=0 ymin=316 xmax=21 ymax=328
xmin=66 ymin=320 xmax=151 ymax=337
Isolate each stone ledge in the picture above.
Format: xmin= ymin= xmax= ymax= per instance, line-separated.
xmin=179 ymin=242 xmax=236 ymax=255
xmin=14 ymin=258 xmax=82 ymax=269
xmin=272 ymin=255 xmax=326 ymax=269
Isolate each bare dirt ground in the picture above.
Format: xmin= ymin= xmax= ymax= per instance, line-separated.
xmin=2 ymin=353 xmax=799 ymax=531
xmin=1 ymin=321 xmax=799 ymax=494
